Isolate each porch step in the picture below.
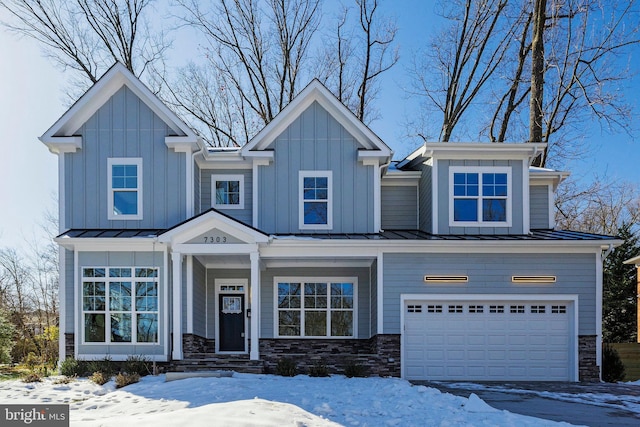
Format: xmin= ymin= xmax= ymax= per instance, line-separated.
xmin=170 ymin=358 xmax=264 ymax=374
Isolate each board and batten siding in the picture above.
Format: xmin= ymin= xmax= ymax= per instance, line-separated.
xmin=64 ymin=86 xmax=187 ymax=229
xmin=260 ymin=266 xmax=372 ymax=339
xmin=192 ymin=258 xmax=207 ymax=337
xmin=382 ymin=252 xmax=597 ymax=335
xmin=437 ymin=159 xmax=524 ymax=234
xmin=530 ymin=185 xmax=551 ymax=229
xmin=76 ymin=251 xmax=166 ymax=357
xmin=257 ymin=101 xmax=375 ymax=234
xmin=65 ymin=249 xmax=75 ymax=334
xmin=194 ymin=163 xmax=202 ymax=215
xmin=381 ymin=185 xmax=418 ymax=229
xmin=201 ymin=169 xmax=253 ymax=225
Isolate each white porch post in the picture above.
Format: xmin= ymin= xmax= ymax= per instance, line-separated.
xmin=250 ymin=251 xmax=260 ymax=360
xmin=172 ymin=252 xmax=183 ymax=360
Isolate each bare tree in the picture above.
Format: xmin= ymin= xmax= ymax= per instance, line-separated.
xmin=0 ymin=0 xmax=169 ymax=95
xmin=529 ymin=0 xmax=546 ymax=146
xmin=316 ymin=0 xmax=398 ymax=123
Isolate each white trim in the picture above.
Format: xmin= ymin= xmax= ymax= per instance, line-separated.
xmin=214 ymin=278 xmax=249 ymax=354
xmin=596 ymin=251 xmax=603 ymax=380
xmin=263 ymin=259 xmax=373 ymax=268
xmin=548 ymin=184 xmax=555 ymax=229
xmin=399 ymin=293 xmax=579 ymax=381
xmin=186 ymin=150 xmax=193 ymax=218
xmin=273 ymin=276 xmax=358 ymax=339
xmin=250 ymin=252 xmax=260 ymax=360
xmin=211 ymin=174 xmax=245 ymax=210
xmin=252 ymin=161 xmax=260 ymax=228
xmin=163 ymin=246 xmax=170 ymax=360
xmin=431 ymin=159 xmax=438 ymax=234
xmin=522 ymin=159 xmax=530 ymax=233
xmin=172 ymin=252 xmax=183 ymax=360
xmin=299 ymin=170 xmax=333 ymax=230
xmin=74 ymin=250 xmax=79 ymax=359
xmin=40 ymin=136 xmax=82 ymax=154
xmin=374 ymin=165 xmax=381 ymax=232
xmin=59 ymin=154 xmax=66 ymax=231
xmin=186 ymin=255 xmax=194 ymax=334
xmin=76 ymin=353 xmax=168 ymax=362
xmin=107 ymin=157 xmax=143 ymax=221
xmin=448 ymin=166 xmax=512 ymax=228
xmin=377 ymin=251 xmax=384 ymax=334
xmin=58 ymin=248 xmax=66 ymax=362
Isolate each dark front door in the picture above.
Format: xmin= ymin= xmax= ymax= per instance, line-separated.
xmin=219 ymin=294 xmax=245 ymax=352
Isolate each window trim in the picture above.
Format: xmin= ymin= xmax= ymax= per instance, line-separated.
xmin=448 ymin=166 xmax=512 ymax=227
xmin=107 ymin=158 xmax=143 ymax=220
xmin=274 ymin=276 xmax=357 ymax=339
xmin=299 ymin=170 xmax=333 ymax=230
xmin=80 ymin=266 xmax=159 ymax=346
xmin=211 ymin=174 xmax=245 ymax=210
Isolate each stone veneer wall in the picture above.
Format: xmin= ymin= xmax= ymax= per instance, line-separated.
xmin=65 ymin=333 xmax=74 ymax=359
xmin=260 ymin=334 xmax=400 ymax=377
xmin=579 ymin=335 xmax=600 ymax=382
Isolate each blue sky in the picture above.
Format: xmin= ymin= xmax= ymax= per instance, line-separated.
xmin=0 ymin=2 xmax=638 ymax=250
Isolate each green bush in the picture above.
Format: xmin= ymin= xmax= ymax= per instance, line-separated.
xmin=88 ymin=357 xmax=114 ymax=377
xmin=344 ymin=361 xmax=368 ymax=378
xmin=602 ymin=344 xmax=625 ymax=382
xmin=275 ymin=358 xmax=297 ymax=377
xmin=60 ymin=358 xmax=89 ymax=377
xmin=308 ymin=360 xmax=329 ymax=377
xmin=123 ymin=355 xmax=151 ymax=376
xmin=0 ymin=311 xmax=16 ymax=364
xmin=89 ymin=371 xmax=111 ymax=386
xmin=115 ymin=372 xmax=140 ymax=388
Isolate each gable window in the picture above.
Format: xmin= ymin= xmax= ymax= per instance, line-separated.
xmin=449 ymin=166 xmax=511 ymax=226
xmin=212 ymin=174 xmax=244 ymax=209
xmin=299 ymin=171 xmax=332 ymax=230
xmin=275 ymin=277 xmax=356 ymax=338
xmin=82 ymin=267 xmax=159 ymax=344
xmin=108 ymin=158 xmax=142 ymax=220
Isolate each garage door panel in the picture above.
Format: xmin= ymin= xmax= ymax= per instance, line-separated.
xmin=404 ymin=299 xmax=573 ymax=381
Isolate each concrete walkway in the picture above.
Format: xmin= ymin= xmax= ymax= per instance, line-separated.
xmin=413 ymin=381 xmax=640 ymax=427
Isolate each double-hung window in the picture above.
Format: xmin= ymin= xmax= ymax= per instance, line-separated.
xmin=449 ymin=166 xmax=511 ymax=226
xmin=82 ymin=267 xmax=159 ymax=344
xmin=276 ymin=277 xmax=356 ymax=338
xmin=299 ymin=171 xmax=332 ymax=230
xmin=212 ymin=174 xmax=244 ymax=209
xmin=108 ymin=158 xmax=142 ymax=220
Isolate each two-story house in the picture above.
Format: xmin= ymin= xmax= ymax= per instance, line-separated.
xmin=41 ymin=63 xmax=619 ymax=382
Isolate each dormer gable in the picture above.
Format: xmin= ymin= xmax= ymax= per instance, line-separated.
xmin=241 ymin=79 xmax=392 ymax=166
xmin=39 ymin=62 xmax=199 ymax=154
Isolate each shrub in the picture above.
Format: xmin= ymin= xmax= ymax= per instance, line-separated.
xmin=123 ymin=355 xmax=151 ymax=376
xmin=602 ymin=344 xmax=625 ymax=382
xmin=60 ymin=358 xmax=89 ymax=377
xmin=88 ymin=357 xmax=114 ymax=377
xmin=53 ymin=376 xmax=74 ymax=385
xmin=115 ymin=372 xmax=140 ymax=388
xmin=0 ymin=310 xmax=15 ymax=364
xmin=275 ymin=358 xmax=297 ymax=377
xmin=344 ymin=361 xmax=368 ymax=378
xmin=89 ymin=371 xmax=111 ymax=386
xmin=21 ymin=373 xmax=42 ymax=383
xmin=308 ymin=360 xmax=329 ymax=377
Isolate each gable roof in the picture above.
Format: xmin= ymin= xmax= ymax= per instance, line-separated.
xmin=240 ymin=79 xmax=392 ymax=160
xmin=40 ymin=62 xmax=198 ymax=153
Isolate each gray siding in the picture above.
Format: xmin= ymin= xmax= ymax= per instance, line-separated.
xmin=382 ymin=252 xmax=597 ymax=335
xmin=530 ymin=185 xmax=550 ymax=229
xmin=381 ymin=185 xmax=418 ymax=229
xmin=64 ymin=249 xmax=74 ymax=333
xmin=370 ymin=259 xmax=378 ymax=336
xmin=192 ymin=258 xmax=207 ymax=337
xmin=260 ymin=266 xmax=371 ymax=339
xmin=438 ymin=159 xmax=524 ymax=234
xmin=194 ymin=163 xmax=201 ymax=215
xmin=201 ymin=169 xmax=253 ymax=225
xmin=206 ymin=269 xmax=250 ymax=339
xmin=419 ymin=161 xmax=433 ymax=233
xmin=76 ymin=251 xmax=166 ymax=357
xmin=64 ymin=85 xmax=187 ymax=229
xmin=258 ymin=102 xmax=375 ymax=234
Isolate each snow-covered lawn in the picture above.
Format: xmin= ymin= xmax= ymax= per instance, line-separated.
xmin=0 ymin=373 xmax=575 ymax=426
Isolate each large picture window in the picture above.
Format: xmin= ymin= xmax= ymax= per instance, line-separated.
xmin=449 ymin=166 xmax=511 ymax=226
xmin=212 ymin=174 xmax=244 ymax=209
xmin=82 ymin=267 xmax=158 ymax=344
xmin=299 ymin=171 xmax=333 ymax=230
xmin=108 ymin=158 xmax=142 ymax=220
xmin=275 ymin=277 xmax=356 ymax=338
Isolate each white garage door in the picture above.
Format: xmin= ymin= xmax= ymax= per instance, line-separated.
xmin=404 ymin=299 xmax=574 ymax=381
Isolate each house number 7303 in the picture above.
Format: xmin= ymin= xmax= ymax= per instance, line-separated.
xmin=203 ymin=236 xmax=227 ymax=243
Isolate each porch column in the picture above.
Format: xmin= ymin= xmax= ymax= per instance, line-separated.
xmin=172 ymin=252 xmax=183 ymax=360
xmin=250 ymin=251 xmax=260 ymax=360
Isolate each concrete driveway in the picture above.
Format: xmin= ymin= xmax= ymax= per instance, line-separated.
xmin=413 ymin=381 xmax=640 ymax=427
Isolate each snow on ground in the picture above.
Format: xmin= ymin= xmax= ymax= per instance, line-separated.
xmin=0 ymin=373 xmax=575 ymax=426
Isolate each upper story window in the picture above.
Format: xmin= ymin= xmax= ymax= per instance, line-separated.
xmin=212 ymin=174 xmax=244 ymax=209
xmin=449 ymin=166 xmax=511 ymax=227
xmin=299 ymin=171 xmax=333 ymax=230
xmin=108 ymin=158 xmax=142 ymax=220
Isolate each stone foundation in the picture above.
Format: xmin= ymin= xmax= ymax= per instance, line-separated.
xmin=259 ymin=334 xmax=401 ymax=377
xmin=183 ymin=334 xmax=214 ymax=357
xmin=579 ymin=335 xmax=599 ymax=382
xmin=64 ymin=333 xmax=74 ymax=359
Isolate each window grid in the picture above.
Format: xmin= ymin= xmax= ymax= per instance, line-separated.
xmin=407 ymin=305 xmax=422 ymax=313
xmin=448 ymin=305 xmax=463 ymax=313
xmin=82 ymin=267 xmax=158 ymax=344
xmin=427 ymin=305 xmax=443 ymax=313
xmin=489 ymin=305 xmax=505 ymax=313
xmin=531 ymin=305 xmax=546 ymax=314
xmin=510 ymin=305 xmax=525 ymax=313
xmin=212 ymin=174 xmax=244 ymax=209
xmin=108 ymin=158 xmax=142 ymax=220
xmin=299 ymin=171 xmax=332 ymax=229
xmin=551 ymin=305 xmax=567 ymax=314
xmin=450 ymin=167 xmax=510 ymax=226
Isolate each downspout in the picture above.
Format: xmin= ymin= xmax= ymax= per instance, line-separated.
xmin=376 ymin=157 xmax=392 ymax=232
xmin=190 ymin=141 xmax=205 ymax=217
